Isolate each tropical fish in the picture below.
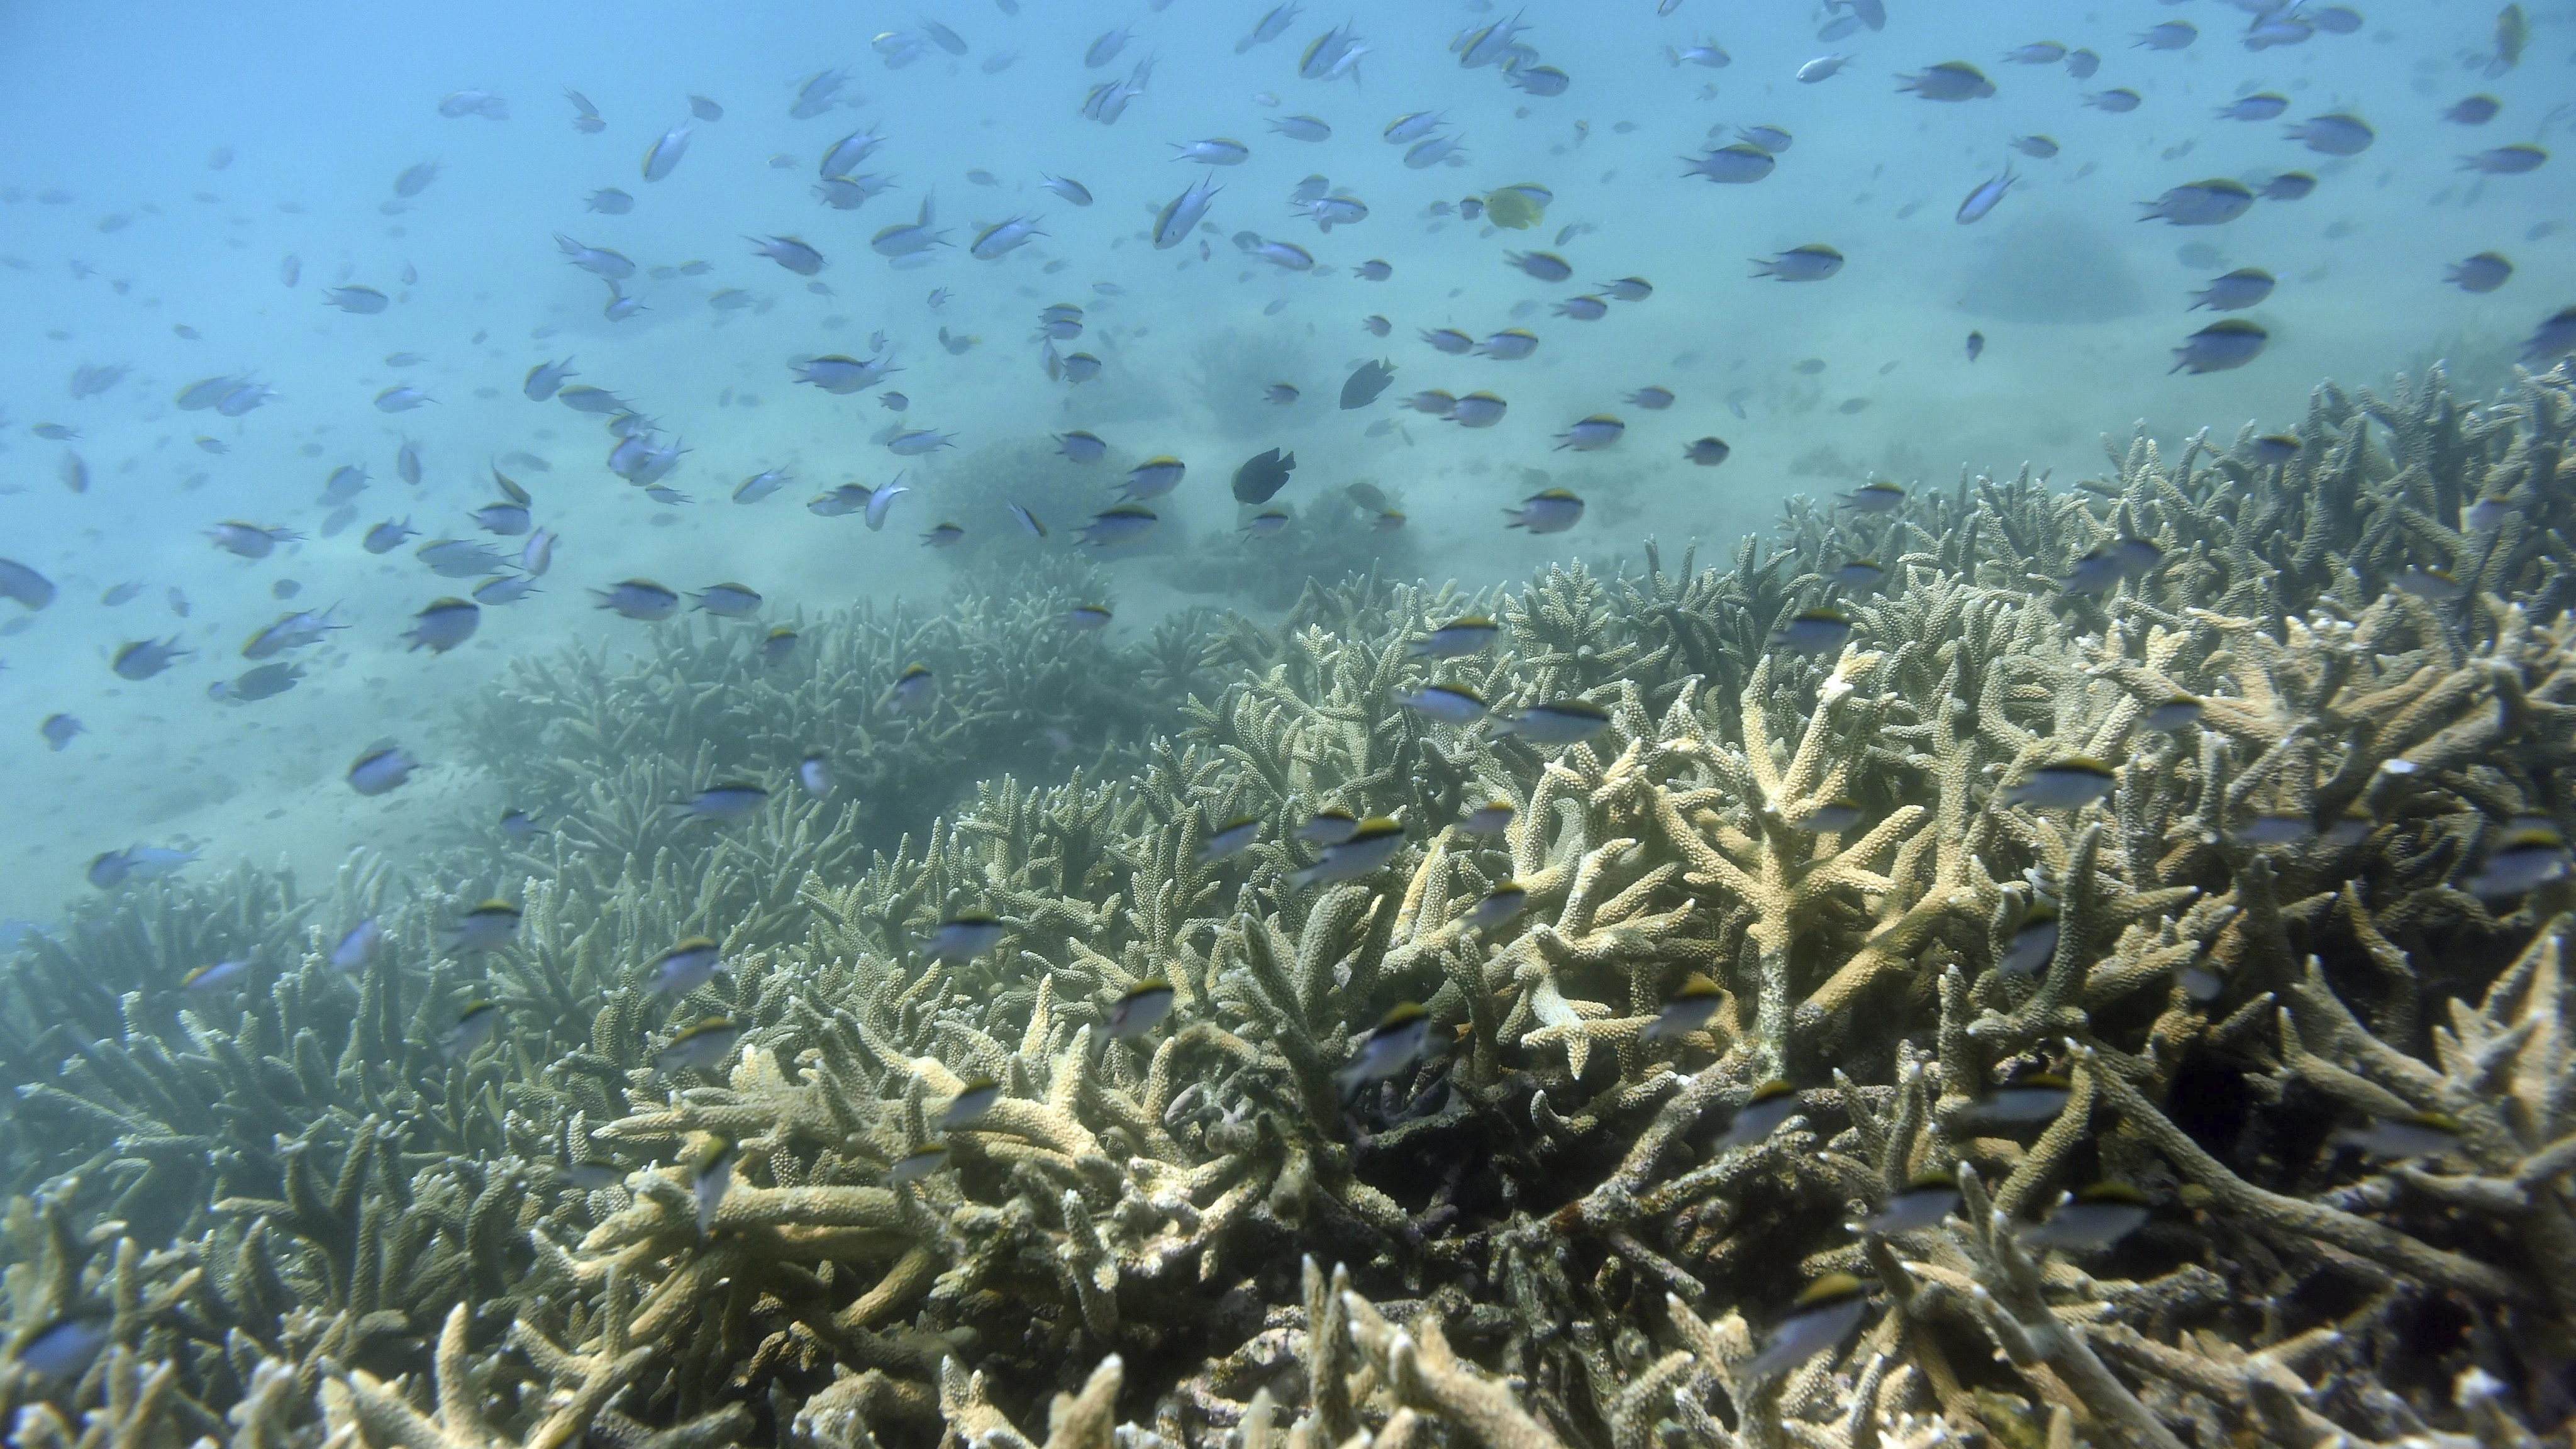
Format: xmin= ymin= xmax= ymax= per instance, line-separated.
xmin=1340 ymin=360 xmax=1395 ymax=408
xmin=2446 ymin=253 xmax=2512 ymax=293
xmin=111 ymin=637 xmax=191 ymax=679
xmin=1767 ymin=609 xmax=1853 ymax=654
xmin=2489 ymin=4 xmax=2526 ymax=76
xmin=2145 ymin=696 xmax=2204 ymax=732
xmin=2460 ymin=145 xmax=2546 ymax=175
xmin=1289 ymin=818 xmax=1405 ymax=889
xmin=2001 ymin=902 xmax=2059 ymax=977
xmin=2021 ymin=1182 xmax=2153 ymax=1251
xmin=690 ymin=1137 xmax=736 ymax=1231
xmin=2171 ymin=320 xmax=2267 ymax=374
xmin=2189 ymin=269 xmax=2275 ymax=311
xmin=444 ymin=1002 xmax=502 ymax=1058
xmin=2285 ymin=114 xmax=2373 ymax=156
xmin=1411 ymin=616 xmax=1499 ymax=658
xmin=2468 ymin=821 xmax=2570 ymax=898
xmin=1104 ymin=979 xmax=1177 ymax=1038
xmin=1231 ymin=448 xmax=1297 ymax=503
xmin=2330 ymin=1112 xmax=2464 ymax=1162
xmin=442 ymin=899 xmax=522 ymax=954
xmin=886 ymin=1144 xmax=950 ymax=1185
xmin=1963 ymin=1071 xmax=2074 ymax=1125
xmin=1153 ymin=175 xmax=1221 ymax=249
xmin=1955 ymin=167 xmax=2015 ymax=224
xmin=2001 ymin=758 xmax=2116 ymax=809
xmin=1684 ymin=145 xmax=1774 ymax=184
xmin=642 ymin=124 xmax=692 ymax=181
xmin=1395 ymin=682 xmax=1490 ymax=726
xmin=331 ymin=920 xmax=383 ymax=972
xmin=1492 ymin=699 xmax=1611 ymax=748
xmin=16 ymin=1317 xmax=110 ymax=1382
xmin=1641 ymin=975 xmax=1724 ymax=1042
xmin=752 ymin=234 xmax=827 ymax=274
xmin=1897 ymin=62 xmax=1994 ymax=101
xmin=1502 ymin=489 xmax=1582 ymax=531
xmin=1336 ymin=1002 xmax=1434 ymax=1093
xmin=1752 ymin=244 xmax=1843 ymax=281
xmin=918 ymin=911 xmax=1007 ymax=962
xmin=675 ymin=782 xmax=769 ymax=824
xmin=1863 ymin=1172 xmax=1962 ymax=1237
xmin=657 ymin=1018 xmax=741 ymax=1073
xmin=940 ymin=1080 xmax=1003 ymax=1131
xmin=2138 ymin=179 xmax=2253 ymax=226
xmin=1554 ymin=414 xmax=1623 ymax=451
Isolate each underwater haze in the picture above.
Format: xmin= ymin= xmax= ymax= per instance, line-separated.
xmin=1 ymin=0 xmax=2566 ymax=916
xmin=7 ymin=2 xmax=2576 ymax=1446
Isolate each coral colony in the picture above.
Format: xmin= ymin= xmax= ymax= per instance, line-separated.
xmin=8 ymin=367 xmax=2576 ymax=1447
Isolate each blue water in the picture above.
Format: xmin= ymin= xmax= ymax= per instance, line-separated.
xmin=0 ymin=0 xmax=2563 ymax=920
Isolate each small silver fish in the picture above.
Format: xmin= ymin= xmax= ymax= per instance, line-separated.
xmin=1335 ymin=1002 xmax=1432 ymax=1092
xmin=917 ymin=910 xmax=1007 ymax=962
xmin=1199 ymin=816 xmax=1263 ymax=863
xmin=1640 ymin=974 xmax=1724 ymax=1042
xmin=1411 ymin=616 xmax=1499 ymax=657
xmin=443 ymin=1001 xmax=502 ymax=1058
xmin=1502 ymin=488 xmax=1582 ymax=532
xmin=1716 ymin=1080 xmax=1800 ymax=1151
xmin=675 ymin=782 xmax=769 ymax=824
xmin=1396 ymin=682 xmax=1490 ymax=726
xmin=441 ymin=899 xmax=521 ymax=953
xmin=887 ymin=1144 xmax=950 ymax=1185
xmin=657 ymin=1018 xmax=742 ymax=1074
xmin=2001 ymin=904 xmax=2058 ymax=976
xmin=2329 ymin=1111 xmax=2464 ymax=1162
xmin=2020 ymin=1182 xmax=2153 ymax=1251
xmin=940 ymin=1080 xmax=1002 ymax=1131
xmin=648 ymin=937 xmax=724 ymax=995
xmin=1742 ymin=1274 xmax=1870 ymax=1380
xmin=690 ymin=1138 xmax=736 ymax=1233
xmin=1104 ymin=979 xmax=1176 ymax=1038
xmin=1962 ymin=1072 xmax=2074 ymax=1126
xmin=1999 ymin=758 xmax=2116 ymax=809
xmin=1492 ymin=699 xmax=1611 ymax=748
xmin=1861 ymin=1172 xmax=1961 ymax=1236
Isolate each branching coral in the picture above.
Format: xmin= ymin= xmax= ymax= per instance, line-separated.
xmin=8 ymin=364 xmax=2576 ymax=1449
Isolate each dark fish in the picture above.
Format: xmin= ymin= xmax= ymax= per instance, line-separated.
xmin=1340 ymin=359 xmax=1395 ymax=409
xmin=1231 ymin=447 xmax=1297 ymax=503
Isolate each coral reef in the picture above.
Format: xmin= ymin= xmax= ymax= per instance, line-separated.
xmin=458 ymin=553 xmax=1218 ymax=912
xmin=7 ymin=365 xmax=2576 ymax=1449
xmin=1164 ymin=493 xmax=1421 ymax=612
xmin=913 ymin=441 xmax=1185 ymax=570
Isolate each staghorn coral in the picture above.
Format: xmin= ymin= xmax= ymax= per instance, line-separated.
xmin=6 ymin=364 xmax=2576 ymax=1449
xmin=460 ymin=555 xmax=1219 ymax=904
xmin=1163 ymin=502 xmax=1423 ymax=614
